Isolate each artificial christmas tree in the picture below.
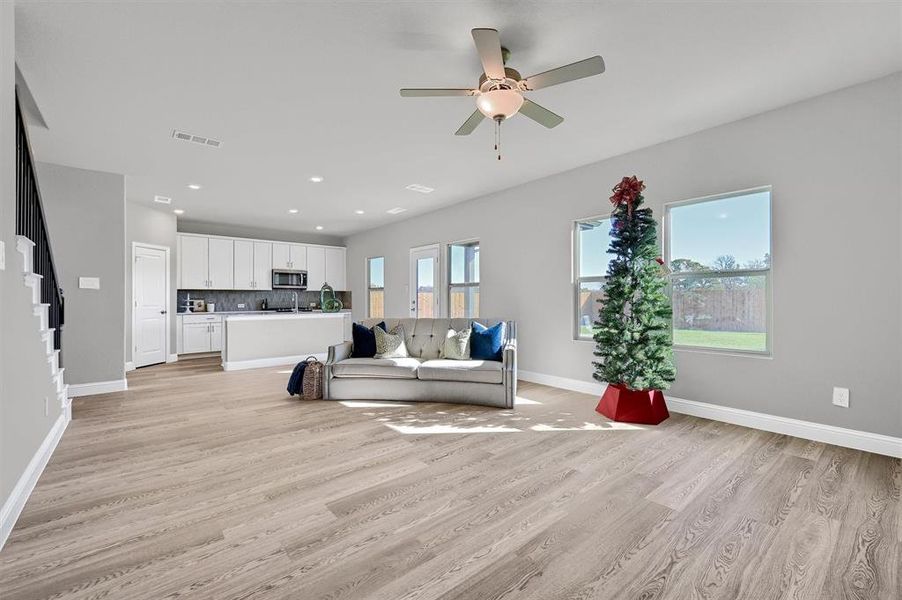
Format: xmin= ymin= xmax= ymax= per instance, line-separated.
xmin=593 ymin=176 xmax=676 ymax=424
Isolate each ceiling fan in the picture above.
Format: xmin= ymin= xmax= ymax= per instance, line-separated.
xmin=400 ymin=28 xmax=605 ymax=159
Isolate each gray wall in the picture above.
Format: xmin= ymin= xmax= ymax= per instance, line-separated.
xmin=126 ymin=202 xmax=178 ymax=362
xmin=37 ymin=162 xmax=126 ymax=385
xmin=178 ymin=219 xmax=343 ymax=246
xmin=345 ymin=74 xmax=902 ymax=438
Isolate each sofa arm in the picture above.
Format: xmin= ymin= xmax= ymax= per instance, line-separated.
xmin=326 ymin=341 xmax=353 ymax=365
xmin=502 ymin=337 xmax=517 ymax=409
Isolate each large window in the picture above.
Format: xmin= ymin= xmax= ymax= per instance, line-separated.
xmin=367 ymin=256 xmax=384 ymax=318
xmin=574 ymin=217 xmax=614 ymax=339
xmin=665 ymin=187 xmax=771 ymax=353
xmin=448 ymin=241 xmax=479 ymax=318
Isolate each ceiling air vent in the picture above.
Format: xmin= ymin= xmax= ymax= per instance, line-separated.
xmin=171 ymin=129 xmax=223 ymax=148
xmin=405 ymin=184 xmax=434 ymax=194
xmin=154 ymin=195 xmax=172 ymax=204
xmin=387 ymin=207 xmax=407 ymax=215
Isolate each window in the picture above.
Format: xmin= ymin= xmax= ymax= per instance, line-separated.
xmin=574 ymin=217 xmax=615 ymax=339
xmin=665 ymin=187 xmax=771 ymax=353
xmin=367 ymin=256 xmax=384 ymax=318
xmin=448 ymin=241 xmax=479 ymax=318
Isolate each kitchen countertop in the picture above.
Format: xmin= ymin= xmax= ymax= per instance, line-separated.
xmin=223 ymin=311 xmax=351 ymax=322
xmin=178 ymin=309 xmax=351 ymax=316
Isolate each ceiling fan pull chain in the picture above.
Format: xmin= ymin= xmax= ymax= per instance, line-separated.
xmin=495 ymin=117 xmax=502 ymax=160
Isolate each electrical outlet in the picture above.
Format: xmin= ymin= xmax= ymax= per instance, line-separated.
xmin=237 ymin=303 xmax=246 ymax=309
xmin=44 ymin=396 xmax=49 ymax=416
xmin=832 ymin=387 xmax=850 ymax=408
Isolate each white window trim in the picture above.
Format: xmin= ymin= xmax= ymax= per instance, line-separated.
xmin=573 ymin=215 xmax=611 ymax=341
xmin=663 ymin=185 xmax=773 ymax=357
xmin=365 ymin=256 xmax=384 ymax=319
xmin=447 ymin=238 xmax=480 ymax=319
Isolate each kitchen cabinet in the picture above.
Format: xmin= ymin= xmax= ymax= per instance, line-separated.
xmin=306 ymin=245 xmax=325 ymax=290
xmin=234 ymin=240 xmax=272 ymax=290
xmin=325 ymin=247 xmax=347 ymax=290
xmin=180 ymin=314 xmax=223 ymax=354
xmin=178 ymin=234 xmax=234 ymax=289
xmin=272 ymin=243 xmax=307 ymax=270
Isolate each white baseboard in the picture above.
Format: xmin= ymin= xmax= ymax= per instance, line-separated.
xmin=166 ymin=354 xmax=178 ymax=363
xmin=222 ymin=353 xmax=326 ymax=372
xmin=125 ymin=361 xmax=135 ymax=372
xmin=68 ymin=379 xmax=128 ymax=398
xmin=0 ymin=410 xmax=70 ymax=550
xmin=518 ymin=370 xmax=901 ymax=459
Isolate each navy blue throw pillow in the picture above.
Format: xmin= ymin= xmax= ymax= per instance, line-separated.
xmin=351 ymin=321 xmax=386 ymax=358
xmin=470 ymin=321 xmax=505 ymax=361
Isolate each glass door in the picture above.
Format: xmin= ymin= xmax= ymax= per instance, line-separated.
xmin=409 ymin=245 xmax=440 ymax=317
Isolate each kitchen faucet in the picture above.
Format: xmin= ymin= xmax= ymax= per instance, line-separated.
xmin=291 ymin=291 xmax=299 ymax=314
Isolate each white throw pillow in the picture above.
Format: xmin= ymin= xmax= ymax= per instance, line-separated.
xmin=374 ymin=325 xmax=409 ymax=359
xmin=442 ymin=327 xmax=471 ymax=360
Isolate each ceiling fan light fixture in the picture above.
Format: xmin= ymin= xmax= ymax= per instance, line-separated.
xmin=476 ymin=88 xmax=523 ymax=120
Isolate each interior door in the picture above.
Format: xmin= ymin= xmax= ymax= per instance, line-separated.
xmin=409 ymin=245 xmax=440 ymax=317
xmin=134 ymin=244 xmax=168 ymax=368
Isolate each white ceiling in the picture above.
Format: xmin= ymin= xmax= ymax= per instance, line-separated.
xmin=15 ymin=1 xmax=902 ymax=237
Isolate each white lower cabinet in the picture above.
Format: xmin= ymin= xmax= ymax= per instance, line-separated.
xmin=180 ymin=314 xmax=223 ymax=354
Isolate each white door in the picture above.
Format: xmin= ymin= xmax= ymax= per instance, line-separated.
xmin=409 ymin=245 xmax=440 ymax=317
xmin=208 ymin=238 xmax=234 ymax=289
xmin=253 ymin=242 xmax=273 ymax=290
xmin=133 ymin=244 xmax=168 ymax=368
xmin=307 ymin=246 xmax=326 ymax=290
xmin=289 ymin=244 xmax=307 ymax=270
xmin=182 ymin=323 xmax=212 ymax=353
xmin=325 ymin=247 xmax=346 ymax=290
xmin=233 ymin=239 xmax=254 ymax=289
xmin=272 ymin=243 xmax=291 ymax=270
xmin=179 ymin=235 xmax=209 ymax=289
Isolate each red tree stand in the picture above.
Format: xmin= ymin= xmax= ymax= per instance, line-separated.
xmin=596 ymin=383 xmax=670 ymax=425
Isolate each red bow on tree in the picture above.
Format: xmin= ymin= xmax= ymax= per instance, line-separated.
xmin=610 ymin=176 xmax=646 ymax=218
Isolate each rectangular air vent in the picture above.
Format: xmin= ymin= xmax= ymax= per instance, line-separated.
xmin=387 ymin=207 xmax=407 ymax=215
xmin=405 ymin=184 xmax=434 ymax=194
xmin=171 ymin=129 xmax=222 ymax=149
xmin=154 ymin=195 xmax=172 ymax=204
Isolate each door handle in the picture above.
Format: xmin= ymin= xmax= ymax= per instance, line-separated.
xmin=160 ymin=310 xmax=167 ymax=314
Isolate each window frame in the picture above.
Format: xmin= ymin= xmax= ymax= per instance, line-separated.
xmin=573 ymin=215 xmax=612 ymax=341
xmin=663 ymin=185 xmax=773 ymax=357
xmin=447 ymin=238 xmax=480 ymax=319
xmin=365 ymin=255 xmax=385 ymax=319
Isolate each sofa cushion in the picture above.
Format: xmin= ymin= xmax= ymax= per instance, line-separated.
xmin=471 ymin=321 xmax=505 ymax=361
xmin=351 ymin=321 xmax=386 ymax=358
xmin=441 ymin=327 xmax=471 ymax=360
xmin=417 ymin=359 xmax=503 ymax=384
xmin=331 ymin=357 xmax=421 ymax=379
xmin=374 ymin=325 xmax=409 ymax=359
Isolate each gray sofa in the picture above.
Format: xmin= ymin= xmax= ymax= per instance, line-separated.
xmin=324 ymin=318 xmax=517 ymax=408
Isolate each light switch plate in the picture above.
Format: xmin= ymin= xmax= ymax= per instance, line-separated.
xmin=832 ymin=387 xmax=850 ymax=408
xmin=79 ymin=277 xmax=100 ymax=290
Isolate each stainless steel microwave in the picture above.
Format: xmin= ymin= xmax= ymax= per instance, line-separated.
xmin=272 ymin=269 xmax=307 ymax=290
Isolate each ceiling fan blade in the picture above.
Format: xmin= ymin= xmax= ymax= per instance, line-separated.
xmin=455 ymin=110 xmax=485 ymax=136
xmin=518 ymin=99 xmax=564 ymax=128
xmin=471 ymin=28 xmax=506 ymax=80
xmin=521 ymin=56 xmax=605 ymax=91
xmin=400 ymin=88 xmax=477 ymax=97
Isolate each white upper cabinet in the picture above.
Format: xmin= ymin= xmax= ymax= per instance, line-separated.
xmin=325 ymin=247 xmax=347 ymax=291
xmin=253 ymin=242 xmax=273 ymax=290
xmin=179 ymin=235 xmax=209 ymax=289
xmin=306 ymin=245 xmax=326 ymax=290
xmin=208 ymin=238 xmax=234 ymax=289
xmin=272 ymin=243 xmax=306 ymax=270
xmin=179 ymin=234 xmax=344 ymax=292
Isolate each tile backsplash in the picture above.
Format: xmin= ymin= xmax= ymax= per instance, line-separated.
xmin=177 ymin=289 xmax=351 ymax=312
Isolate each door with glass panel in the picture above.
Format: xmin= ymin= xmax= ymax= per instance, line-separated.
xmin=409 ymin=245 xmax=440 ymax=317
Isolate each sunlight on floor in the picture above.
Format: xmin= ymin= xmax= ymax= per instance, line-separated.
xmin=339 ymin=401 xmax=415 ymax=408
xmin=531 ymin=421 xmax=647 ymax=431
xmin=386 ymin=424 xmax=523 ymax=434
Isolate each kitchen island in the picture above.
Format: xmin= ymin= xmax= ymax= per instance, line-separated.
xmin=221 ymin=311 xmax=351 ymax=371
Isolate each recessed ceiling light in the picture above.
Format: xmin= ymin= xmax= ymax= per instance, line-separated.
xmin=154 ymin=195 xmax=172 ymax=204
xmin=387 ymin=207 xmax=407 ymax=214
xmin=309 ymin=176 xmax=324 ymax=183
xmin=288 ymin=209 xmax=299 ymax=214
xmin=354 ymin=210 xmax=365 ymax=215
xmin=315 ymin=225 xmax=324 ymax=230
xmin=187 ymin=184 xmax=202 ymax=190
xmin=405 ymin=184 xmax=434 ymax=194
xmin=173 ymin=209 xmax=184 ymax=215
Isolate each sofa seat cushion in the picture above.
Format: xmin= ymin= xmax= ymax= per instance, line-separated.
xmin=331 ymin=357 xmax=421 ymax=379
xmin=417 ymin=359 xmax=503 ymax=384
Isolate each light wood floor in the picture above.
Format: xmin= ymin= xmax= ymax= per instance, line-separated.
xmin=1 ymin=357 xmax=899 ymax=599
